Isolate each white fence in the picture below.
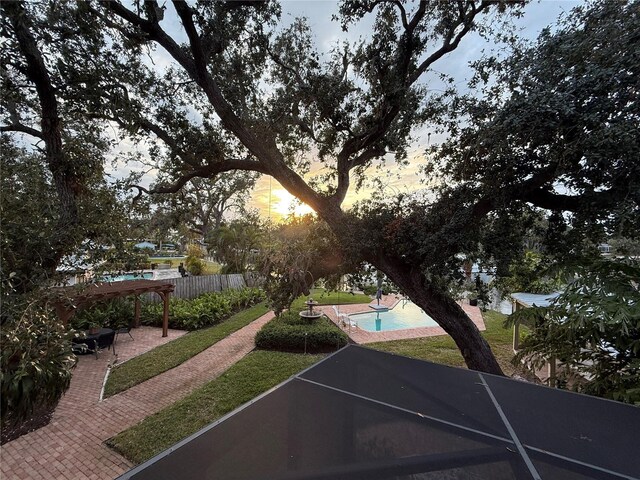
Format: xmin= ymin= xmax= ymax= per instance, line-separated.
xmin=144 ymin=273 xmax=262 ymax=302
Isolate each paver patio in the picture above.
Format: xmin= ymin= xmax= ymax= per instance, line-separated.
xmin=0 ymin=313 xmax=274 ymax=480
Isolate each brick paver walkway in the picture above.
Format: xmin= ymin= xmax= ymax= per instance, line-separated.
xmin=0 ymin=313 xmax=274 ymax=480
xmin=322 ymin=295 xmax=485 ymax=343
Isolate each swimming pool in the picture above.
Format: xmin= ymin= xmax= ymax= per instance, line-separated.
xmin=101 ymin=272 xmax=153 ymax=282
xmin=350 ymin=301 xmax=439 ymax=332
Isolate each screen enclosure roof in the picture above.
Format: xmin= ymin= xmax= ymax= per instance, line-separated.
xmin=119 ymin=345 xmax=640 ymax=480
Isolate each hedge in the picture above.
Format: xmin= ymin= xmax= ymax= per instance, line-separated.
xmin=255 ymin=312 xmax=348 ymax=353
xmin=141 ymin=288 xmax=265 ymax=330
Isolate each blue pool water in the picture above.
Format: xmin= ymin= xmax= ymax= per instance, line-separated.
xmin=101 ymin=272 xmax=153 ymax=282
xmin=350 ymin=301 xmax=438 ymax=332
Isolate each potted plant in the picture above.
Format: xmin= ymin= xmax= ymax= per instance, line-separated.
xmin=468 ymin=293 xmax=478 ymax=307
xmin=88 ymin=320 xmax=101 ymax=335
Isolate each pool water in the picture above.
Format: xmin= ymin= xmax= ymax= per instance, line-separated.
xmin=350 ymin=301 xmax=439 ymax=332
xmin=101 ymin=272 xmax=153 ymax=282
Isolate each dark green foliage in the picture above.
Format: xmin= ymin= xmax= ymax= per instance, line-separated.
xmin=493 ymin=250 xmax=563 ymax=296
xmin=256 ymin=314 xmax=348 ymax=353
xmin=361 ymin=285 xmax=378 ymax=296
xmin=141 ymin=288 xmax=265 ymax=330
xmin=71 ymin=298 xmax=134 ymax=331
xmin=431 ymin=0 xmax=640 ymax=259
xmin=1 ymin=302 xmax=75 ymax=430
xmin=509 ymin=259 xmax=640 ymax=405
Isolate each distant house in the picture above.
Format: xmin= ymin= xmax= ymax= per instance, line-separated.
xmin=160 ymin=243 xmax=177 ymax=252
xmin=598 ymin=243 xmax=612 ymax=255
xmin=134 ymin=241 xmax=157 ymax=251
xmin=56 ymin=254 xmax=103 ymax=286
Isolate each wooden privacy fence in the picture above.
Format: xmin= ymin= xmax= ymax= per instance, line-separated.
xmin=143 ymin=273 xmax=263 ymax=302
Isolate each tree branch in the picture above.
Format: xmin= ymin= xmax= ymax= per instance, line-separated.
xmin=143 ymin=158 xmax=269 ymax=195
xmin=410 ymin=1 xmax=493 ymax=84
xmin=171 ymin=1 xmax=209 ymax=80
xmin=521 ymin=188 xmax=625 ymax=212
xmin=1 ymin=123 xmax=43 ymax=139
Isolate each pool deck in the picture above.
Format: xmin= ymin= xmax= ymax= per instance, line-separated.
xmin=320 ymin=294 xmax=485 ymax=344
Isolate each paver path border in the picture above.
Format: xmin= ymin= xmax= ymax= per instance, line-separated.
xmin=0 ymin=313 xmax=274 ymax=480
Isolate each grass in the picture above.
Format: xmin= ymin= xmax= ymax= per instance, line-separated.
xmin=148 ymin=257 xmax=185 ymax=267
xmin=201 ymin=260 xmax=222 ymax=275
xmin=369 ymin=310 xmax=525 ymax=376
xmin=103 ymin=302 xmax=270 ymax=397
xmin=290 ymin=288 xmax=371 ymax=312
xmin=107 ymin=350 xmax=323 ymax=464
xmin=148 ymin=257 xmax=222 ymax=274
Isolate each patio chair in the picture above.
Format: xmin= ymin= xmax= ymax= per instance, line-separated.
xmin=114 ymin=320 xmax=134 ymax=345
xmin=332 ymin=306 xmax=354 ymax=330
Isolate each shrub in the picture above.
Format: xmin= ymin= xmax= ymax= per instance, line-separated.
xmin=186 ymin=244 xmax=206 ymax=276
xmin=255 ymin=314 xmax=348 ymax=353
xmin=362 ymin=285 xmax=377 ymax=296
xmin=71 ymin=298 xmax=134 ymax=331
xmin=186 ymin=256 xmax=205 ymax=275
xmin=140 ymin=288 xmax=265 ymax=330
xmin=1 ymin=303 xmax=76 ymax=434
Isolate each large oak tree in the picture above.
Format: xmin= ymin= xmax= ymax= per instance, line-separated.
xmin=5 ymin=0 xmax=638 ymax=375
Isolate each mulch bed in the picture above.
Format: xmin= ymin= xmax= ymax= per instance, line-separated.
xmin=1 ymin=404 xmax=56 ymax=445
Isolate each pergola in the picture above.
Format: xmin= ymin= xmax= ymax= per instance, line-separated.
xmin=54 ymin=280 xmax=175 ymax=337
xmin=510 ymin=292 xmax=561 ymax=384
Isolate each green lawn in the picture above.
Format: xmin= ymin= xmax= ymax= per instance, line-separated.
xmin=369 ymin=310 xmax=524 ymax=376
xmin=148 ymin=257 xmax=222 ymax=274
xmin=290 ymin=288 xmax=371 ymax=312
xmin=104 ymin=303 xmax=270 ymax=397
xmin=201 ymin=260 xmax=222 ymax=275
xmin=107 ymin=350 xmax=323 ymax=464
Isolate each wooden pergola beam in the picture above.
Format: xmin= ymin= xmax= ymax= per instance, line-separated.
xmin=53 ymin=280 xmax=175 ymax=337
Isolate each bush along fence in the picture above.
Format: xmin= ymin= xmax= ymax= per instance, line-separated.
xmin=141 ymin=288 xmax=266 ymax=330
xmin=144 ymin=273 xmax=263 ymax=303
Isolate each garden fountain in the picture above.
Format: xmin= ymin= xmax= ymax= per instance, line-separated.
xmin=299 ymin=298 xmax=322 ymax=321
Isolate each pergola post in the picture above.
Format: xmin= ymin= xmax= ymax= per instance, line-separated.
xmin=512 ymin=300 xmax=520 ymax=352
xmin=162 ymin=291 xmax=170 ymax=337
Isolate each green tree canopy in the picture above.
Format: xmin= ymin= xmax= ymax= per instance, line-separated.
xmin=510 ymin=259 xmax=640 ymax=405
xmin=4 ymin=0 xmax=638 ymax=375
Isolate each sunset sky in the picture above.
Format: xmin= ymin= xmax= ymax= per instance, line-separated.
xmin=108 ymin=1 xmax=580 ymax=223
xmin=243 ymin=1 xmax=580 ymax=222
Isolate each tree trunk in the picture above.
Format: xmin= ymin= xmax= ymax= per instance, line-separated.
xmin=315 ymin=202 xmax=504 ymax=375
xmin=4 ymin=1 xmax=80 ymax=287
xmin=373 ymin=253 xmax=504 ymax=375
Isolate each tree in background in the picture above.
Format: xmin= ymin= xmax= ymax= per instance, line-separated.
xmin=154 ymin=174 xmax=258 ymax=243
xmin=214 ymin=215 xmax=265 ymax=274
xmin=510 ymin=259 xmax=640 ymax=405
xmin=258 ymin=215 xmax=351 ymax=314
xmin=185 ymin=244 xmax=206 ymax=276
